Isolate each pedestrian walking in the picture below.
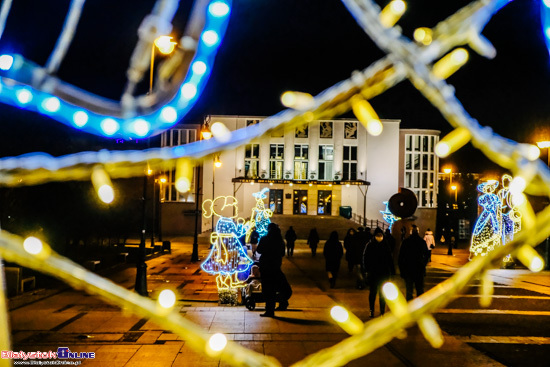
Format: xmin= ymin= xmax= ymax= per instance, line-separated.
xmin=285 ymin=226 xmax=297 ymax=257
xmin=363 ymin=227 xmax=395 ymax=317
xmin=344 ymin=228 xmax=356 ymax=272
xmin=255 ymin=223 xmax=286 ymax=317
xmin=399 ymin=225 xmax=429 ymax=301
xmin=307 ymin=228 xmax=320 ymax=257
xmin=424 ymin=228 xmax=436 ymax=260
xmin=350 ymin=228 xmax=368 ymax=289
xmin=323 ymin=231 xmax=343 ymax=288
xmin=385 ymin=228 xmax=396 ymax=255
xmin=450 ymin=228 xmax=457 ymax=249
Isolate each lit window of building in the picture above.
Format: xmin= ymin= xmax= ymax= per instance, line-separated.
xmin=294 ymin=144 xmax=308 ymax=180
xmin=269 ymin=144 xmax=284 ymax=179
xmin=245 ymin=144 xmax=260 ymax=178
xmin=318 ymin=145 xmax=334 ymax=180
xmin=343 ymin=146 xmax=357 ymax=180
xmin=403 ymin=132 xmax=438 ymax=208
xmin=159 ymin=128 xmax=197 ymax=202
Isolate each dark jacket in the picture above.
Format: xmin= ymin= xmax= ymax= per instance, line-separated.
xmin=256 ymin=231 xmax=285 ymax=274
xmin=323 ymin=238 xmax=343 ymax=272
xmin=307 ymin=229 xmax=320 ymax=248
xmin=398 ymin=233 xmax=429 ymax=279
xmin=363 ymin=238 xmax=395 ymax=278
xmin=285 ymin=228 xmax=297 ymax=246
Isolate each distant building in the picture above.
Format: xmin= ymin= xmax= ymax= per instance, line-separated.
xmin=157 ymin=116 xmax=440 ymax=235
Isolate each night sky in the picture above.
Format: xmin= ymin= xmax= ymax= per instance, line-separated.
xmin=0 ymin=0 xmax=548 ymax=173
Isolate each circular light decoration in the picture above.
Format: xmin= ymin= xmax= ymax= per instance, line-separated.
xmin=0 ymin=54 xmax=14 ymax=70
xmin=73 ymin=111 xmax=89 ymax=127
xmin=0 ymin=0 xmax=232 ymax=139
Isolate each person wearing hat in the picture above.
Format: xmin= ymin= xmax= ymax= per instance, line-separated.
xmin=362 ymin=227 xmax=395 ymax=317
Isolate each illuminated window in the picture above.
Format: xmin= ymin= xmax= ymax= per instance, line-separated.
xmin=318 ymin=145 xmax=334 ymax=180
xmin=403 ymin=133 xmax=439 ymax=208
xmin=294 ymin=145 xmax=308 ymax=180
xmin=160 ymin=128 xmax=198 ymax=202
xmin=245 ymin=144 xmax=260 ymax=179
xmin=343 ymin=146 xmax=357 ymax=180
xmin=269 ymin=144 xmax=284 ymax=179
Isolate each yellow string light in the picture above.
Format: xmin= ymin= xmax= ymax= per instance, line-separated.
xmin=330 ymin=306 xmax=365 ymax=335
xmin=380 ymin=0 xmax=407 ymax=28
xmin=91 ymin=165 xmax=114 ymax=204
xmin=417 ymin=315 xmax=444 ymax=348
xmin=434 ymin=127 xmax=471 ymax=158
xmin=175 ymin=158 xmax=193 ymax=193
xmin=350 ymin=94 xmax=383 ymax=136
xmin=382 ymin=282 xmax=408 ymax=317
xmin=515 ymin=245 xmax=545 ymax=272
xmin=280 ymin=91 xmax=314 ymax=110
xmin=432 ymin=48 xmax=469 ymax=79
xmin=211 ymin=121 xmax=231 ymax=143
xmin=479 ymin=271 xmax=494 ymax=308
xmin=414 ymin=27 xmax=433 ymax=45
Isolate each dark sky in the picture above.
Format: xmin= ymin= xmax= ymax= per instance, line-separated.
xmin=0 ymin=0 xmax=548 ymax=173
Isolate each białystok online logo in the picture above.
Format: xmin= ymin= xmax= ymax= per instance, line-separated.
xmin=2 ymin=348 xmax=95 ymax=360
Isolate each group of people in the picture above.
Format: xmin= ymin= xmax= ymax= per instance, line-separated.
xmin=251 ymin=222 xmax=437 ymax=318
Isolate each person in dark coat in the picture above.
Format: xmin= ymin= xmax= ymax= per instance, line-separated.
xmin=285 ymin=226 xmax=297 ymax=257
xmin=363 ymin=227 xmax=395 ymax=317
xmin=398 ymin=225 xmax=429 ymax=301
xmin=351 ymin=227 xmax=368 ymax=289
xmin=307 ymin=228 xmax=320 ymax=257
xmin=343 ymin=228 xmax=356 ymax=272
xmin=255 ymin=223 xmax=286 ymax=317
xmin=323 ymin=231 xmax=344 ymax=288
xmin=385 ymin=228 xmax=396 ymax=255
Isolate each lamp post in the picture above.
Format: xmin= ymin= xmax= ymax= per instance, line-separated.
xmin=149 ymin=36 xmax=177 ymax=94
xmin=135 ymin=167 xmax=152 ymax=296
xmin=212 ymin=154 xmax=222 ymax=232
xmin=158 ymin=176 xmax=166 ymax=242
xmin=451 ymin=184 xmax=457 ymax=202
xmin=536 ymin=141 xmax=550 ymax=269
xmin=192 ymin=123 xmax=212 ymax=262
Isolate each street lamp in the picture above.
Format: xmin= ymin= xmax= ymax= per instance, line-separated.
xmin=149 ymin=36 xmax=177 ymax=94
xmin=212 ymin=154 xmax=222 ymax=232
xmin=192 ymin=123 xmax=212 ymax=262
xmin=451 ymin=184 xmax=457 ymax=202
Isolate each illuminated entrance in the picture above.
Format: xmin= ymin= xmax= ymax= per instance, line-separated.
xmin=293 ymin=190 xmax=308 ymax=214
xmin=317 ymin=190 xmax=332 ymax=215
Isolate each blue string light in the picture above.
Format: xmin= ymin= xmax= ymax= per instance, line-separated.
xmin=380 ymin=201 xmax=399 ymax=230
xmin=0 ymin=0 xmax=232 ymax=139
xmin=542 ymin=0 xmax=550 ymax=56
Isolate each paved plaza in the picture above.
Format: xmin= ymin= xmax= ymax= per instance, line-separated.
xmin=7 ymin=238 xmax=550 ymax=366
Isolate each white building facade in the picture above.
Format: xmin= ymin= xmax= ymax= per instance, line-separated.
xmin=159 ymin=116 xmax=440 ymax=235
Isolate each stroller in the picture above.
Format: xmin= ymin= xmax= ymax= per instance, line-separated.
xmin=242 ymin=264 xmax=263 ymax=311
xmin=241 ymin=265 xmax=292 ymax=311
xmin=242 ymin=278 xmax=263 ymax=311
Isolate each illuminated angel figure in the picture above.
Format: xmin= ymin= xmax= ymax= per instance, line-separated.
xmin=201 ymin=196 xmax=253 ymax=291
xmin=380 ymin=201 xmax=400 ymax=231
xmin=498 ymin=174 xmax=522 ymax=246
xmin=469 ymin=180 xmax=502 ymax=259
xmin=247 ymin=188 xmax=273 ymax=240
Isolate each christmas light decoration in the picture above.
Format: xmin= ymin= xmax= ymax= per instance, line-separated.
xmin=469 ymin=174 xmax=523 ymax=261
xmin=247 ymin=188 xmax=273 ymax=240
xmin=380 ymin=201 xmax=399 ymax=230
xmin=0 ymin=0 xmax=232 ymax=139
xmin=351 ymin=94 xmax=383 ymax=136
xmin=201 ymin=196 xmax=253 ymax=300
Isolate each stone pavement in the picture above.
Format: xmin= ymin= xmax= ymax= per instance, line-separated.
xmin=7 ymin=238 xmax=550 ymax=366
